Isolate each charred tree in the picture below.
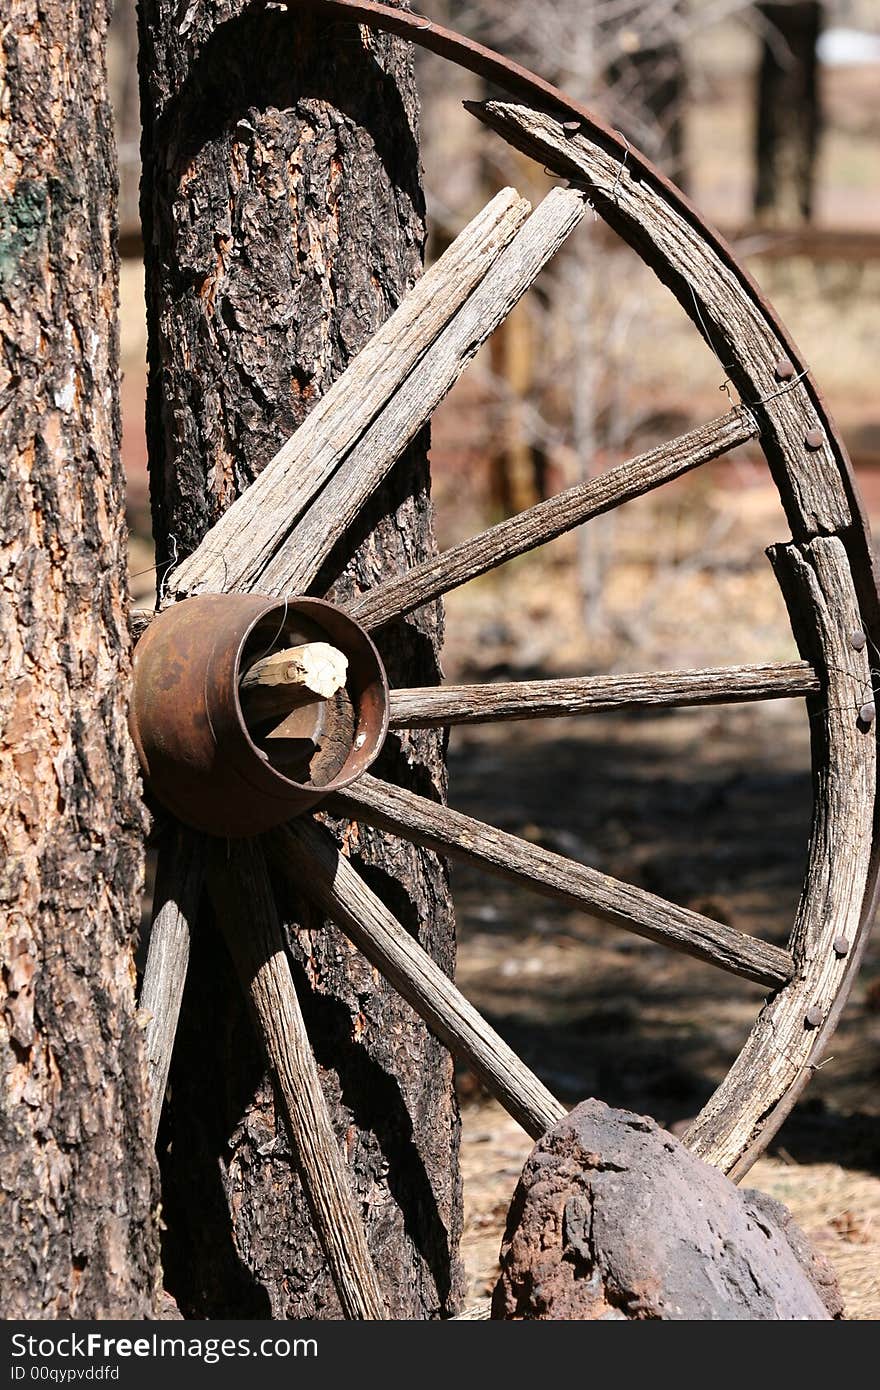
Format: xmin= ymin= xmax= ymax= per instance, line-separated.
xmin=138 ymin=2 xmax=463 ymax=1317
xmin=0 ymin=0 xmax=158 ymax=1316
xmin=754 ymin=2 xmax=824 ymax=224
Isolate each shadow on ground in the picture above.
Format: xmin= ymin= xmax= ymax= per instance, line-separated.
xmin=447 ymin=703 xmax=880 ymax=1161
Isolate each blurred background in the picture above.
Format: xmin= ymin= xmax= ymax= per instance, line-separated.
xmin=113 ymin=1 xmax=880 ymax=1314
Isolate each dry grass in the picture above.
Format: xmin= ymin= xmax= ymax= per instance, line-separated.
xmin=750 ymin=1156 xmax=880 ymax=1321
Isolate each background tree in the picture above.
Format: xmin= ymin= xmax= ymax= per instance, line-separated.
xmin=0 ymin=0 xmax=158 ymax=1317
xmin=137 ymin=0 xmax=463 ymax=1317
xmin=754 ymin=1 xmax=824 ymax=223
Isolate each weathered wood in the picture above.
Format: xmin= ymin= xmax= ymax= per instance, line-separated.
xmin=140 ymin=828 xmax=205 ymax=1143
xmin=350 ymin=410 xmax=756 ymax=630
xmin=685 ymin=536 xmax=876 ymax=1175
xmin=272 ymin=819 xmax=566 ymax=1140
xmin=241 ymin=642 xmax=348 ymax=696
xmin=330 ymin=776 xmax=793 ymax=990
xmin=165 ymin=187 xmax=531 ymax=603
xmin=466 ymin=100 xmax=852 ymax=541
xmin=494 ymin=1100 xmax=836 ymax=1320
xmin=240 ymin=642 xmax=348 ymax=723
xmin=257 ymin=186 xmax=588 ymax=598
xmin=0 ymin=0 xmax=158 ymax=1316
xmin=389 ymin=660 xmax=819 ymax=728
xmin=207 ymin=839 xmax=386 ymax=1320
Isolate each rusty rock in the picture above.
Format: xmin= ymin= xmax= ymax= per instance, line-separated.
xmin=492 ymin=1100 xmax=836 ymax=1319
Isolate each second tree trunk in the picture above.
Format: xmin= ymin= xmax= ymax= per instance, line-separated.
xmin=138 ymin=1 xmax=463 ymax=1317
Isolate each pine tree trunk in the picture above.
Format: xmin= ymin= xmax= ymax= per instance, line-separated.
xmin=138 ymin=2 xmax=463 ymax=1318
xmin=0 ymin=1 xmax=158 ymax=1317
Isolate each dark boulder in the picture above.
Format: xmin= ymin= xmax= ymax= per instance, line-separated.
xmin=493 ymin=1100 xmax=840 ymax=1320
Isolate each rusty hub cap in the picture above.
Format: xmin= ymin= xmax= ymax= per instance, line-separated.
xmin=130 ymin=594 xmax=389 ymax=836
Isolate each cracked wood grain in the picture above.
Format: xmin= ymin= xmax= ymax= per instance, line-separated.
xmin=272 ymin=818 xmax=566 ymax=1140
xmin=330 ymin=776 xmax=794 ymax=991
xmin=164 ymin=187 xmax=530 ymax=602
xmin=467 ymin=99 xmax=853 ymax=541
xmin=350 ymin=410 xmax=756 ymax=630
xmin=388 ymin=661 xmax=819 ymax=728
xmin=684 ymin=536 xmax=876 ymax=1175
xmin=258 ymin=186 xmax=588 ymax=597
xmin=207 ymin=838 xmax=387 ymax=1320
xmin=139 ymin=828 xmax=205 ymax=1143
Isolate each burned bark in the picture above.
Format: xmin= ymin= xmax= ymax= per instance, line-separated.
xmin=138 ymin=2 xmax=463 ymax=1316
xmin=0 ymin=1 xmax=158 ymax=1316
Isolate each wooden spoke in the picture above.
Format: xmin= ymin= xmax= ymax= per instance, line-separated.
xmin=328 ymin=776 xmax=793 ymax=992
xmin=260 ymin=187 xmax=586 ymax=598
xmin=207 ymin=839 xmax=386 ymax=1320
xmin=166 ymin=186 xmax=584 ymax=605
xmin=126 ymin=9 xmax=880 ymax=1199
xmin=388 ymin=660 xmax=820 ymax=728
xmin=139 ymin=827 xmax=205 ymax=1143
xmin=349 ymin=410 xmax=757 ymax=630
xmin=270 ymin=819 xmax=566 ymax=1140
xmin=165 ymin=187 xmax=530 ymax=603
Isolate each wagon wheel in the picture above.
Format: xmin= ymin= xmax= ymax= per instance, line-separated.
xmin=134 ymin=0 xmax=880 ymax=1319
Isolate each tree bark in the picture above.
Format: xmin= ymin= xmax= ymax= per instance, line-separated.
xmin=0 ymin=1 xmax=158 ymax=1316
xmin=754 ymin=2 xmax=823 ymax=225
xmin=138 ymin=2 xmax=463 ymax=1317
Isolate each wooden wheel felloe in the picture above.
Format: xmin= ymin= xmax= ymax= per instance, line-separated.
xmin=136 ymin=0 xmax=880 ymax=1316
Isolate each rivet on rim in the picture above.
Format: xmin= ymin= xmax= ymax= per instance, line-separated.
xmin=804 ymin=1006 xmax=823 ymax=1029
xmin=833 ymin=937 xmax=850 ymax=958
xmin=805 ymin=428 xmax=824 ymax=451
xmin=851 ymin=630 xmax=867 ymax=651
xmin=562 ymin=119 xmax=581 ymax=135
xmin=859 ymin=701 xmax=876 ymax=727
xmin=774 ymin=357 xmax=795 ymax=381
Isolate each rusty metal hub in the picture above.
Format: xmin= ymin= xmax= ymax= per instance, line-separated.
xmin=130 ymin=594 xmax=389 ymax=836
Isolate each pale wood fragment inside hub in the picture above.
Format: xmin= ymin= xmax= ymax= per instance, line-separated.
xmin=239 ymin=641 xmax=349 ymax=723
xmin=238 ymin=640 xmax=353 ymax=784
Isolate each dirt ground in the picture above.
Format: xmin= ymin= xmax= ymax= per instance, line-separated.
xmin=122 ymin=40 xmax=880 ymax=1319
